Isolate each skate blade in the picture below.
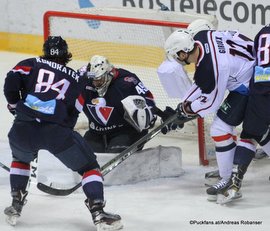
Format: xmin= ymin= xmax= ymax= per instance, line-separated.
xmin=5 ymin=215 xmax=19 ymax=226
xmin=96 ymin=220 xmax=123 ymax=231
xmin=217 ymin=190 xmax=242 ymax=205
xmin=207 ymin=194 xmax=217 ymax=202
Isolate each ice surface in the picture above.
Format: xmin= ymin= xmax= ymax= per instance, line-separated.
xmin=0 ymin=52 xmax=270 ymax=231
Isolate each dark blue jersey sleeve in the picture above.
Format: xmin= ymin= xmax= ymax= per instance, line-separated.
xmin=4 ymin=58 xmax=34 ymax=104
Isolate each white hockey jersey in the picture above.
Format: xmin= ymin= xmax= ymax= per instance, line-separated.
xmin=184 ymin=30 xmax=255 ymax=117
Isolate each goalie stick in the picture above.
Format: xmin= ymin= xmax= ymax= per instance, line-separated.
xmin=37 ymin=113 xmax=196 ymax=196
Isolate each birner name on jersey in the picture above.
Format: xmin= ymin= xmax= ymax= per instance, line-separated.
xmin=36 ymin=57 xmax=80 ymax=82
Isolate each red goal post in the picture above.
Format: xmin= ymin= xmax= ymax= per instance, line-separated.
xmin=43 ymin=9 xmax=216 ymax=165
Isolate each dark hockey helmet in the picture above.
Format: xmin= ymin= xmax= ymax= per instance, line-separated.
xmin=42 ymin=36 xmax=72 ymax=65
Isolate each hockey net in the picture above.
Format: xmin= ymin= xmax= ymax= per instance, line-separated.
xmin=43 ymin=8 xmax=218 ymax=165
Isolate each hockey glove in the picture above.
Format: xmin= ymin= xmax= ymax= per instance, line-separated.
xmin=176 ymin=101 xmax=197 ymax=119
xmin=122 ymin=95 xmax=155 ymax=132
xmin=7 ymin=104 xmax=16 ymax=116
xmin=161 ymin=122 xmax=179 ymax=135
xmin=161 ymin=106 xmax=184 ymax=135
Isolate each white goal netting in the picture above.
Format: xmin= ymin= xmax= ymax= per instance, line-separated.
xmin=44 ymin=7 xmax=219 ymax=165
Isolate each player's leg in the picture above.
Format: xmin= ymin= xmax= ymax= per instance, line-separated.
xmin=4 ymin=120 xmax=38 ymax=225
xmin=256 ymin=121 xmax=270 ymax=158
xmin=207 ymin=116 xmax=237 ymax=201
xmin=218 ymin=94 xmax=269 ymax=204
xmin=207 ymin=92 xmax=248 ymax=201
xmin=51 ymin=129 xmax=123 ymax=230
xmin=217 ymin=137 xmax=256 ymax=205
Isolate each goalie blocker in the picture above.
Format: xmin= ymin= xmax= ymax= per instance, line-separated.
xmin=121 ymin=95 xmax=155 ymax=132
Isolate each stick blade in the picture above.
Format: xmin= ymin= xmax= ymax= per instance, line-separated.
xmin=37 ymin=182 xmax=81 ymax=196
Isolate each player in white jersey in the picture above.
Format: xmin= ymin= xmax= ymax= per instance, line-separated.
xmin=157 ymin=19 xmax=216 ymax=101
xmin=157 ymin=19 xmax=216 ymax=134
xmin=164 ymin=28 xmax=255 ymax=201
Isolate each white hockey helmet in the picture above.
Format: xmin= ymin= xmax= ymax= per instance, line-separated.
xmin=87 ymin=55 xmax=114 ymax=96
xmin=187 ymin=19 xmax=215 ymax=36
xmin=164 ymin=29 xmax=195 ymax=63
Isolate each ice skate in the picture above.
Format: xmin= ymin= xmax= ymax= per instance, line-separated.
xmin=206 ymin=178 xmax=231 ymax=201
xmin=217 ymin=187 xmax=242 ymax=205
xmin=254 ymin=149 xmax=267 ymax=160
xmin=4 ymin=190 xmax=28 ymax=226
xmin=217 ymin=165 xmax=247 ymax=205
xmin=204 ymin=169 xmax=221 ymax=187
xmin=85 ymin=199 xmax=123 ymax=231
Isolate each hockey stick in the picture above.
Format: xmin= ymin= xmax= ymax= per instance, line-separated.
xmin=0 ymin=161 xmax=10 ymax=172
xmin=37 ymin=113 xmax=196 ymax=196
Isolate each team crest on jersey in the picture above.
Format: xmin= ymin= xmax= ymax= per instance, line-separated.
xmin=86 ymin=103 xmax=114 ymax=125
xmin=124 ymin=76 xmax=138 ymax=84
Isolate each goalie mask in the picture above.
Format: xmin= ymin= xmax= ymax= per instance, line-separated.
xmin=121 ymin=95 xmax=155 ymax=132
xmin=87 ymin=55 xmax=114 ymax=97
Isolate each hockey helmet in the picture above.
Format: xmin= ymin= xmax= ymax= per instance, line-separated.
xmin=42 ymin=36 xmax=72 ymax=65
xmin=187 ymin=19 xmax=215 ymax=36
xmin=87 ymin=55 xmax=114 ymax=96
xmin=164 ymin=29 xmax=195 ymax=63
xmin=43 ymin=36 xmax=69 ymax=58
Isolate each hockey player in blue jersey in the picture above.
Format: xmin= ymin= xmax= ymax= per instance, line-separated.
xmin=78 ymin=55 xmax=157 ymax=153
xmin=220 ymin=24 xmax=270 ymax=204
xmin=3 ymin=36 xmax=123 ymax=230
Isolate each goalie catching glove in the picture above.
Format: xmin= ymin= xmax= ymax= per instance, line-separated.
xmin=121 ymin=95 xmax=156 ymax=132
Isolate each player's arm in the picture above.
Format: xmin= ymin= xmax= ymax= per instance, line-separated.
xmin=4 ymin=60 xmax=32 ymax=114
xmin=133 ymin=79 xmax=156 ymax=108
xmin=120 ymin=75 xmax=157 ymax=131
xmin=4 ymin=71 xmax=22 ymax=104
xmin=187 ymin=58 xmax=228 ymax=118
